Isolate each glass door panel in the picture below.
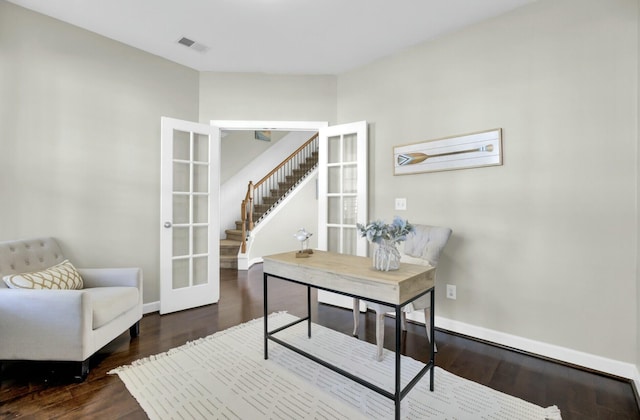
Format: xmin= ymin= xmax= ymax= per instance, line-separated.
xmin=328 ymin=167 xmax=341 ymax=193
xmin=343 ymin=165 xmax=357 ymax=193
xmin=173 ymin=195 xmax=189 ymax=224
xmin=173 ymin=163 xmax=190 ymax=192
xmin=173 ymin=130 xmax=190 ymax=160
xmin=193 ymin=133 xmax=209 ymax=162
xmin=343 ymin=133 xmax=357 ymax=162
xmin=328 ymin=197 xmax=341 ymax=224
xmin=344 ymin=227 xmax=357 ymax=255
xmin=193 ymin=195 xmax=208 ymax=224
xmin=327 ymin=227 xmax=340 ymax=253
xmin=172 ymin=227 xmax=189 ymax=256
xmin=343 ymin=196 xmax=357 ymax=225
xmin=328 ymin=136 xmax=341 ymax=163
xmin=193 ymin=256 xmax=208 ymax=286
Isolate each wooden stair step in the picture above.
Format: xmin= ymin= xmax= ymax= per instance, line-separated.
xmin=254 ymin=204 xmax=272 ymax=213
xmin=234 ymin=220 xmax=249 ymax=230
xmin=271 ymin=187 xmax=292 ymax=196
xmin=220 ymin=254 xmax=238 ymax=269
xmin=262 ymin=196 xmax=281 ymax=205
xmin=278 ymin=180 xmax=294 ymax=187
xmin=220 ymin=239 xmax=241 ymax=256
xmin=224 ymin=229 xmax=244 ymax=242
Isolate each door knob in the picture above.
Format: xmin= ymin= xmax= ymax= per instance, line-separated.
xmin=164 ymin=222 xmax=172 ymax=228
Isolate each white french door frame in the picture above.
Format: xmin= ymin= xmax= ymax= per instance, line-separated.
xmin=160 ymin=117 xmax=220 ymax=314
xmin=317 ymin=121 xmax=368 ymax=310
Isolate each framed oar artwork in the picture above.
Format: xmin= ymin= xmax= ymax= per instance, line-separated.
xmin=393 ymin=128 xmax=502 ymax=175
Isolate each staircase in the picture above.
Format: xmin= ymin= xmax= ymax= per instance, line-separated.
xmin=221 ymin=136 xmax=319 ymax=269
xmin=220 ymin=222 xmax=244 ymax=269
xmin=251 ymin=152 xmax=318 ymax=222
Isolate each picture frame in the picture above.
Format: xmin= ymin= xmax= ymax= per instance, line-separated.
xmin=254 ymin=130 xmax=271 ymax=142
xmin=393 ymin=128 xmax=502 ymax=175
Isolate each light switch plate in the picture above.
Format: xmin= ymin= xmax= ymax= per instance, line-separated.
xmin=395 ymin=198 xmax=407 ymax=210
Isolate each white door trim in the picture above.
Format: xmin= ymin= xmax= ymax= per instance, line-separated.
xmin=210 ymin=120 xmax=328 ymax=132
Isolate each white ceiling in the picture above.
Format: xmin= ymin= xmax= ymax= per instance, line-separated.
xmin=7 ymin=0 xmax=537 ymax=75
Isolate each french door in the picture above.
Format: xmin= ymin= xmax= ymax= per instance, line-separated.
xmin=159 ymin=117 xmax=220 ymax=314
xmin=317 ymin=121 xmax=368 ymax=310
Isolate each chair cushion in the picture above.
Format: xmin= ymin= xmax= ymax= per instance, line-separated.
xmin=84 ymin=287 xmax=139 ymax=330
xmin=2 ymin=259 xmax=84 ymax=290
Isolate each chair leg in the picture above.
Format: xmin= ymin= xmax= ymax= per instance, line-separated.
xmin=423 ymin=308 xmax=437 ymax=352
xmin=352 ymin=298 xmax=360 ymax=337
xmin=130 ymin=321 xmax=140 ymax=338
xmin=401 ymin=311 xmax=407 ymax=331
xmin=376 ymin=312 xmax=385 ymax=361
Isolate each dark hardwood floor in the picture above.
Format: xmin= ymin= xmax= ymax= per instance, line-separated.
xmin=1 ymin=265 xmax=638 ymax=419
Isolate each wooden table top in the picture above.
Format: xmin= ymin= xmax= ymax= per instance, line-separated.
xmin=262 ymin=250 xmax=435 ymax=305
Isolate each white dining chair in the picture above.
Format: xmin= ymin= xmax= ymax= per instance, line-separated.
xmin=353 ymin=224 xmax=452 ymax=361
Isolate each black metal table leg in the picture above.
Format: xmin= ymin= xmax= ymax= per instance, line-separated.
xmin=430 ymin=288 xmax=435 ymax=391
xmin=395 ymin=304 xmax=402 ymax=420
xmin=307 ymin=286 xmax=311 ymax=338
xmin=264 ymin=273 xmax=268 ymax=360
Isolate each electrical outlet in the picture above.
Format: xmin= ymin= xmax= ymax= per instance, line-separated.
xmin=446 ymin=284 xmax=457 ymax=300
xmin=395 ymin=198 xmax=407 ymax=210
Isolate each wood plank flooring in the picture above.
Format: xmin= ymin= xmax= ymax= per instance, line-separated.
xmin=1 ymin=266 xmax=638 ymax=419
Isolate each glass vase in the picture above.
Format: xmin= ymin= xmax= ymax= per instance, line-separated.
xmin=373 ymin=240 xmax=400 ymax=271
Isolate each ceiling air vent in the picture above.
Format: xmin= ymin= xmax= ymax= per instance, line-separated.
xmin=177 ymin=37 xmax=209 ymax=53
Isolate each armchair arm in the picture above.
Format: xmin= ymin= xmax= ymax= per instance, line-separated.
xmin=78 ymin=267 xmax=142 ymax=289
xmin=0 ymin=289 xmax=91 ymax=361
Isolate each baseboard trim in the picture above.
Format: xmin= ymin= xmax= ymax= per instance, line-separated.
xmin=143 ymin=301 xmax=159 ymax=314
xmin=632 ymin=366 xmax=640 ymax=413
xmin=434 ymin=315 xmax=639 ymax=382
xmin=238 ymin=256 xmax=263 ymax=270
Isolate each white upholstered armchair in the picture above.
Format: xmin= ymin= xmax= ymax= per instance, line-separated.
xmin=0 ymin=237 xmax=143 ymax=380
xmin=353 ymin=225 xmax=452 ymax=361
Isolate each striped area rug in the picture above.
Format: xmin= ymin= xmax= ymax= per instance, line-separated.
xmin=110 ymin=312 xmax=561 ymax=419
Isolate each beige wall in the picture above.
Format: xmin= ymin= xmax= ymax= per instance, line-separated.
xmin=0 ymin=1 xmax=199 ymax=303
xmin=199 ymin=72 xmax=337 ymax=123
xmin=337 ymin=0 xmax=638 ymax=363
xmin=221 ymin=130 xmax=287 ymax=184
xmin=248 ymin=174 xmax=319 ymax=261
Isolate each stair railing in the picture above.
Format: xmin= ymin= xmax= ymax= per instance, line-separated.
xmin=240 ymin=133 xmax=319 ymax=253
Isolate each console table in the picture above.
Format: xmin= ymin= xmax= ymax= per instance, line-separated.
xmin=263 ymin=250 xmax=436 ymax=420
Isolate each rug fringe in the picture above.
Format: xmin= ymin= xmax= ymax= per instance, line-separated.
xmin=544 ymin=405 xmax=562 ymax=419
xmin=108 ymin=311 xmax=289 ymax=375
